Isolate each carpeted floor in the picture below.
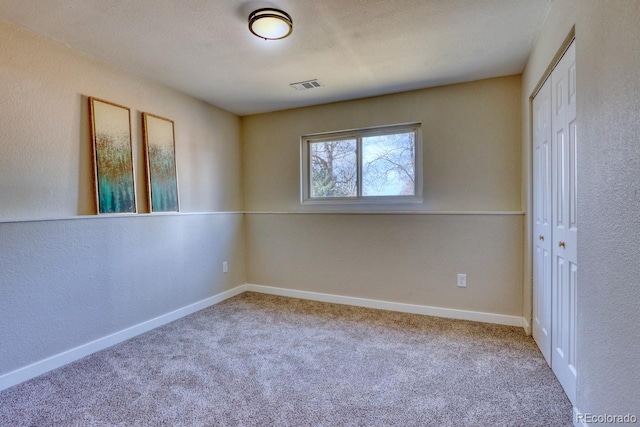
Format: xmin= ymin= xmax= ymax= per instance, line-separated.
xmin=0 ymin=292 xmax=573 ymax=426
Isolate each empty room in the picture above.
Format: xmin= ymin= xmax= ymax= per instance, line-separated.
xmin=0 ymin=1 xmax=638 ymax=426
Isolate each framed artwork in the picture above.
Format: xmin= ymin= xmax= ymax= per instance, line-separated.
xmin=142 ymin=113 xmax=179 ymax=212
xmin=89 ymin=97 xmax=137 ymax=214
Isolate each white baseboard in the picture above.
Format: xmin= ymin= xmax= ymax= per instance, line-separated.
xmin=522 ymin=317 xmax=532 ymax=335
xmin=0 ymin=285 xmax=247 ymax=392
xmin=245 ymin=284 xmax=525 ymax=328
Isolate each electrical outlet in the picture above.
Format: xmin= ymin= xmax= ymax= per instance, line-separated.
xmin=457 ymin=273 xmax=467 ymax=288
xmin=223 ymin=261 xmax=228 ymax=273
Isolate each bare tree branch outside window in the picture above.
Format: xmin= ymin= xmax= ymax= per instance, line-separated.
xmin=310 ymin=139 xmax=357 ymax=197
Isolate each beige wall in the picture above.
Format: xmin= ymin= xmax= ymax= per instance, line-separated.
xmin=520 ymin=0 xmax=576 ymax=331
xmin=246 ymin=213 xmax=523 ymax=316
xmin=242 ymin=77 xmax=524 ymax=317
xmin=0 ymin=19 xmax=242 ymax=218
xmin=243 ymin=76 xmax=522 ymax=212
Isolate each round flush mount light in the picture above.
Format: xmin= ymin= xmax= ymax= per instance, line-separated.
xmin=248 ymin=8 xmax=293 ymax=40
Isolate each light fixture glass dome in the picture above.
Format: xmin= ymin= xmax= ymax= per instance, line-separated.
xmin=248 ymin=8 xmax=293 ymax=40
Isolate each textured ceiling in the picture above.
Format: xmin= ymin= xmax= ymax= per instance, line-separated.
xmin=0 ymin=0 xmax=552 ymax=115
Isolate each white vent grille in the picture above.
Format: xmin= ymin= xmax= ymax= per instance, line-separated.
xmin=290 ymin=79 xmax=323 ymax=91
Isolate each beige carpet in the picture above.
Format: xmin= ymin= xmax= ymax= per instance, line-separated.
xmin=0 ymin=292 xmax=573 ymax=426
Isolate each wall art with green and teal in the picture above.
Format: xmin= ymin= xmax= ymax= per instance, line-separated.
xmin=89 ymin=97 xmax=137 ymax=214
xmin=142 ymin=113 xmax=179 ymax=212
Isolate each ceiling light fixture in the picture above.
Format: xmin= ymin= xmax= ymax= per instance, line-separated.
xmin=248 ymin=8 xmax=293 ymax=40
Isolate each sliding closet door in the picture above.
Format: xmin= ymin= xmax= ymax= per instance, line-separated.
xmin=550 ymin=41 xmax=577 ymax=406
xmin=532 ymin=77 xmax=552 ymax=365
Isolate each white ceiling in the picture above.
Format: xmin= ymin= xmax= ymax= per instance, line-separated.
xmin=0 ymin=0 xmax=552 ymax=116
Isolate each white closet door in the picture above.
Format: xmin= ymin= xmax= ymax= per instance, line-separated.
xmin=532 ymin=77 xmax=552 ymax=366
xmin=551 ymin=41 xmax=577 ymax=406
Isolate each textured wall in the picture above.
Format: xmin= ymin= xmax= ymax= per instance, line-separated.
xmin=242 ymin=76 xmax=522 ymax=212
xmin=0 ymin=20 xmax=245 ymax=381
xmin=0 ymin=214 xmax=245 ymax=376
xmin=576 ymin=0 xmax=640 ymax=417
xmin=242 ymin=77 xmax=524 ymax=318
xmin=246 ymin=213 xmax=523 ymax=316
xmin=0 ymin=19 xmax=242 ymax=218
xmin=520 ymin=0 xmax=576 ymax=332
xmin=521 ymin=0 xmax=640 ymax=416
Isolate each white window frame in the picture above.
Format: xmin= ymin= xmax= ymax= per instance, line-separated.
xmin=300 ymin=122 xmax=423 ymax=204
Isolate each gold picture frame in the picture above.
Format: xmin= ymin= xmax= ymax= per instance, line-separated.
xmin=142 ymin=113 xmax=179 ymax=212
xmin=89 ymin=97 xmax=137 ymax=214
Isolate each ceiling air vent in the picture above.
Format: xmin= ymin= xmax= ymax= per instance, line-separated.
xmin=290 ymin=79 xmax=323 ymax=91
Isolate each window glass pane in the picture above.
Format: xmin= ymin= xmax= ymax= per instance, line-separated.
xmin=362 ymin=132 xmax=416 ymax=196
xmin=310 ymin=139 xmax=357 ymax=198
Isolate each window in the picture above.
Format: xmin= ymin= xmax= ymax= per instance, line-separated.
xmin=301 ymin=123 xmax=422 ymax=204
